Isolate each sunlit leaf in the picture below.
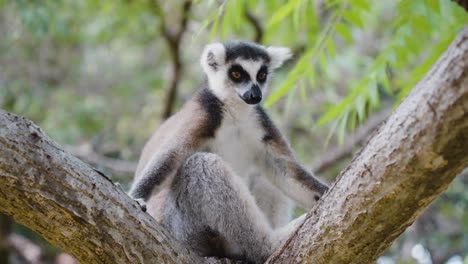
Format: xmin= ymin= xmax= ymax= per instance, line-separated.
xmin=336 ymin=23 xmax=352 ymax=43
xmin=299 ymin=80 xmax=307 ymax=104
xmin=234 ymin=0 xmax=243 ymax=30
xmin=343 ymin=10 xmax=363 ymax=29
xmin=425 ymin=0 xmax=440 ymax=14
xmin=209 ymin=14 xmax=220 ymax=40
xmin=356 ymin=94 xmax=366 ymax=122
xmin=266 ymin=0 xmax=302 ymax=29
xmin=326 ymin=38 xmax=336 ymax=58
xmin=337 ymin=111 xmax=349 ymax=145
xmin=350 ymin=0 xmax=370 ymax=12
xmin=265 ymin=76 xmax=297 ymax=107
xmin=368 ymin=82 xmax=380 ymax=108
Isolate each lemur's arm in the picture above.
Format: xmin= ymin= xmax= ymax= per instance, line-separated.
xmin=255 ymin=107 xmax=329 ymax=209
xmin=129 ymin=91 xmax=221 ymax=202
xmin=129 ymin=148 xmax=187 ymax=201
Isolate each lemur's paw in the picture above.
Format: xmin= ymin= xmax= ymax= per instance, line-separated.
xmin=134 ymin=198 xmax=147 ymax=212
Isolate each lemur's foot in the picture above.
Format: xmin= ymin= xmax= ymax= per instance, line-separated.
xmin=134 ymin=198 xmax=147 ymax=212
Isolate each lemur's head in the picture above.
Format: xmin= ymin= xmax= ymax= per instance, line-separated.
xmin=201 ymin=41 xmax=292 ymax=105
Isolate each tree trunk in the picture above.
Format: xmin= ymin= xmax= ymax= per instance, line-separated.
xmin=0 ymin=26 xmax=466 ymax=264
xmin=267 ymin=25 xmax=468 ymax=263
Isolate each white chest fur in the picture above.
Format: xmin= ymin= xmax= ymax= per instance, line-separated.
xmin=207 ymin=108 xmax=263 ymax=180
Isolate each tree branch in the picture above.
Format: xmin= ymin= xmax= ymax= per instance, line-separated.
xmin=245 ymin=10 xmax=263 ymax=43
xmin=452 ymin=0 xmax=468 ymax=12
xmin=0 ymin=112 xmax=205 ymax=263
xmin=154 ymin=0 xmax=193 ymax=120
xmin=268 ymin=25 xmax=468 ymax=263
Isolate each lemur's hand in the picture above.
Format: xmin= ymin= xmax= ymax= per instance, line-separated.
xmin=134 ymin=198 xmax=147 ymax=212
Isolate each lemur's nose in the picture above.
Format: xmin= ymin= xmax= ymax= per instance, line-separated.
xmin=250 ymin=93 xmax=261 ymax=101
xmin=250 ymin=85 xmax=262 ymax=101
xmin=241 ymin=84 xmax=262 ymax=105
xmin=249 ymin=84 xmax=262 ymax=102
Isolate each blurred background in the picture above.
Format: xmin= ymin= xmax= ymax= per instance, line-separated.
xmin=0 ymin=0 xmax=467 ymax=263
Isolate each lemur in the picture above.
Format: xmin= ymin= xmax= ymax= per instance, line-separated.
xmin=129 ymin=41 xmax=329 ymax=263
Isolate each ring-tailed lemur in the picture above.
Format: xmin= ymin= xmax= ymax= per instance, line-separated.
xmin=129 ymin=41 xmax=329 ymax=263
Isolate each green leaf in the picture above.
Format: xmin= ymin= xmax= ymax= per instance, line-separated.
xmin=410 ymin=15 xmax=429 ymax=33
xmin=343 ymin=10 xmax=363 ymax=28
xmin=348 ymin=110 xmax=357 ymax=131
xmin=318 ymin=95 xmax=351 ymax=126
xmin=368 ymin=82 xmax=380 ymax=108
xmin=336 ymin=23 xmax=352 ymax=43
xmin=293 ymin=4 xmax=301 ymax=30
xmin=233 ymin=0 xmax=243 ymax=30
xmin=284 ymin=85 xmax=297 ymax=116
xmin=221 ymin=1 xmax=233 ymax=37
xmin=425 ymin=0 xmax=440 ymax=14
xmin=299 ymin=80 xmax=307 ymax=104
xmin=379 ymin=67 xmax=392 ymax=94
xmin=192 ymin=8 xmax=219 ymax=40
xmin=323 ymin=118 xmax=339 ymax=148
xmin=265 ymin=76 xmax=297 ymax=107
xmin=319 ymin=52 xmax=327 ymax=75
xmin=356 ymin=94 xmax=366 ymax=122
xmin=326 ymin=38 xmax=336 ymax=58
xmin=350 ymin=0 xmax=370 ymax=11
xmin=209 ymin=14 xmax=220 ymax=40
xmin=337 ymin=111 xmax=349 ymax=145
xmin=266 ymin=0 xmax=302 ymax=29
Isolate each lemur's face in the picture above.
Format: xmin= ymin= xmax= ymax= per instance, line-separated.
xmin=201 ymin=41 xmax=292 ymax=105
xmin=226 ymin=58 xmax=268 ymax=105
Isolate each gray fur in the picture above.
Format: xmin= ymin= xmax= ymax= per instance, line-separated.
xmin=130 ymin=41 xmax=329 ymax=263
xmin=162 ymin=153 xmax=273 ymax=263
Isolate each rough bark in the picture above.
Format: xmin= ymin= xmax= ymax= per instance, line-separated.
xmin=0 ymin=112 xmax=204 ymax=263
xmin=267 ymin=26 xmax=468 ymax=263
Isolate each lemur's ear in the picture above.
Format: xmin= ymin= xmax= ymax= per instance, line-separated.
xmin=266 ymin=46 xmax=292 ymax=69
xmin=201 ymin=43 xmax=225 ymax=74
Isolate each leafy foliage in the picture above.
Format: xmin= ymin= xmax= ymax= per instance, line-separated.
xmin=0 ymin=0 xmax=466 ymax=262
xmin=201 ymin=0 xmax=467 ymax=144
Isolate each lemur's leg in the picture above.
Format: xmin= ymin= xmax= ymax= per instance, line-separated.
xmin=272 ymin=213 xmax=307 ymax=246
xmin=249 ymin=173 xmax=293 ymax=228
xmin=162 ymin=152 xmax=274 ymax=263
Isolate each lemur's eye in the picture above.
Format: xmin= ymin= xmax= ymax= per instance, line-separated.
xmin=231 ymin=71 xmax=241 ymax=79
xmin=257 ymin=65 xmax=268 ymax=82
xmin=258 ymin=72 xmax=266 ymax=81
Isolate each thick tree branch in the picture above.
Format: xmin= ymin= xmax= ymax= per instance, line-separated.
xmin=268 ymin=26 xmax=468 ymax=263
xmin=0 ymin=112 xmax=205 ymax=263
